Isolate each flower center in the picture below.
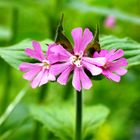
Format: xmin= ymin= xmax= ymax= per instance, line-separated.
xmin=42 ymin=60 xmax=50 ymax=69
xmin=103 ymin=62 xmax=108 ymax=69
xmin=70 ymin=54 xmax=82 ymax=67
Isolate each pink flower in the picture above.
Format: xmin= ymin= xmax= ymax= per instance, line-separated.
xmin=48 ymin=28 xmax=106 ymax=91
xmin=19 ymin=41 xmax=55 ymax=88
xmin=93 ymin=49 xmax=128 ymax=82
xmin=104 ymin=16 xmax=116 ymax=28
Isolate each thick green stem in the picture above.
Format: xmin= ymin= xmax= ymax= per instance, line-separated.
xmin=75 ymin=90 xmax=82 ymax=140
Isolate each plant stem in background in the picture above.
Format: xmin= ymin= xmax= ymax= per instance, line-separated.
xmin=38 ymin=84 xmax=48 ymax=103
xmin=0 ymin=65 xmax=12 ymax=115
xmin=75 ymin=90 xmax=83 ymax=140
xmin=63 ymin=79 xmax=73 ymax=100
xmin=0 ymin=85 xmax=29 ymax=126
xmin=33 ymin=84 xmax=48 ymax=140
xmin=0 ymin=7 xmax=18 ymax=115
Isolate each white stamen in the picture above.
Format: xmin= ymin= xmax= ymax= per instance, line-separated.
xmin=70 ymin=54 xmax=82 ymax=67
xmin=42 ymin=60 xmax=50 ymax=69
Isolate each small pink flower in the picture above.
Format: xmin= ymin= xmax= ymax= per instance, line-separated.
xmin=48 ymin=28 xmax=106 ymax=91
xmin=93 ymin=49 xmax=128 ymax=82
xmin=19 ymin=41 xmax=55 ymax=88
xmin=104 ymin=16 xmax=116 ymax=28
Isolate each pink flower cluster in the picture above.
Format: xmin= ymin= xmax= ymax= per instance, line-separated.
xmin=19 ymin=28 xmax=128 ymax=91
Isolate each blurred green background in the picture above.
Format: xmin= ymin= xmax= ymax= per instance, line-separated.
xmin=0 ymin=0 xmax=140 ymax=140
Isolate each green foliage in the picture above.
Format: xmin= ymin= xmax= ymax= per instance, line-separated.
xmin=0 ymin=35 xmax=140 ymax=70
xmin=30 ymin=104 xmax=109 ymax=140
xmin=0 ymin=0 xmax=140 ymax=140
xmin=0 ymin=26 xmax=11 ymax=41
xmin=68 ymin=2 xmax=140 ymax=25
xmin=0 ymin=104 xmax=29 ymax=139
xmin=100 ymin=35 xmax=140 ymax=68
xmin=0 ymin=86 xmax=29 ymax=139
xmin=0 ymin=39 xmax=52 ymax=69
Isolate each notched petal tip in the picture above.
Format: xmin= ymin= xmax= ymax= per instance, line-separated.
xmin=32 ymin=40 xmax=37 ymax=44
xmin=71 ymin=27 xmax=82 ymax=33
xmin=32 ymin=40 xmax=40 ymax=47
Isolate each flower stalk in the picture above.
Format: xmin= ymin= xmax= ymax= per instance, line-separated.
xmin=75 ymin=90 xmax=82 ymax=140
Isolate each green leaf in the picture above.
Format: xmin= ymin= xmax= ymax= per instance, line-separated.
xmin=30 ymin=104 xmax=109 ymax=140
xmin=55 ymin=14 xmax=73 ymax=51
xmin=83 ymin=105 xmax=110 ymax=139
xmin=0 ymin=85 xmax=29 ymax=126
xmin=0 ymin=85 xmax=29 ymax=139
xmin=0 ymin=39 xmax=52 ymax=69
xmin=0 ymin=104 xmax=30 ymax=139
xmin=0 ymin=35 xmax=140 ymax=70
xmin=0 ymin=26 xmax=12 ymax=41
xmin=100 ymin=35 xmax=140 ymax=68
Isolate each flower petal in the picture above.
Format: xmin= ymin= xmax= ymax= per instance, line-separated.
xmin=80 ymin=68 xmax=92 ymax=90
xmin=23 ymin=66 xmax=41 ymax=81
xmin=99 ymin=50 xmax=109 ymax=57
xmin=19 ymin=62 xmax=39 ymax=72
xmin=48 ymin=73 xmax=56 ymax=81
xmin=39 ymin=70 xmax=56 ymax=87
xmin=57 ymin=65 xmax=73 ymax=85
xmin=113 ymin=58 xmax=128 ymax=67
xmin=102 ymin=70 xmax=120 ymax=82
xmin=50 ymin=63 xmax=71 ymax=76
xmin=31 ymin=70 xmax=44 ymax=88
xmin=32 ymin=41 xmax=45 ymax=60
xmin=39 ymin=70 xmax=49 ymax=86
xmin=110 ymin=67 xmax=127 ymax=76
xmin=80 ymin=28 xmax=93 ymax=52
xmin=93 ymin=50 xmax=109 ymax=58
xmin=72 ymin=67 xmax=81 ymax=91
xmin=93 ymin=51 xmax=100 ymax=57
xmin=108 ymin=49 xmax=124 ymax=61
xmin=71 ymin=27 xmax=82 ymax=54
xmin=82 ymin=60 xmax=102 ymax=75
xmin=105 ymin=49 xmax=116 ymax=59
xmin=25 ymin=41 xmax=45 ymax=61
xmin=83 ymin=57 xmax=106 ymax=66
xmin=47 ymin=44 xmax=72 ymax=63
xmin=72 ymin=28 xmax=93 ymax=54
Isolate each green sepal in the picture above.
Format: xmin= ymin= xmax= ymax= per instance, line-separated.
xmin=55 ymin=14 xmax=73 ymax=52
xmin=86 ymin=23 xmax=101 ymax=56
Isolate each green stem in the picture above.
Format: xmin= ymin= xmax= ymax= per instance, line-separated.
xmin=63 ymin=79 xmax=73 ymax=100
xmin=0 ymin=65 xmax=12 ymax=115
xmin=0 ymin=7 xmax=18 ymax=115
xmin=38 ymin=84 xmax=48 ymax=103
xmin=0 ymin=85 xmax=29 ymax=126
xmin=33 ymin=84 xmax=48 ymax=140
xmin=75 ymin=90 xmax=82 ymax=140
